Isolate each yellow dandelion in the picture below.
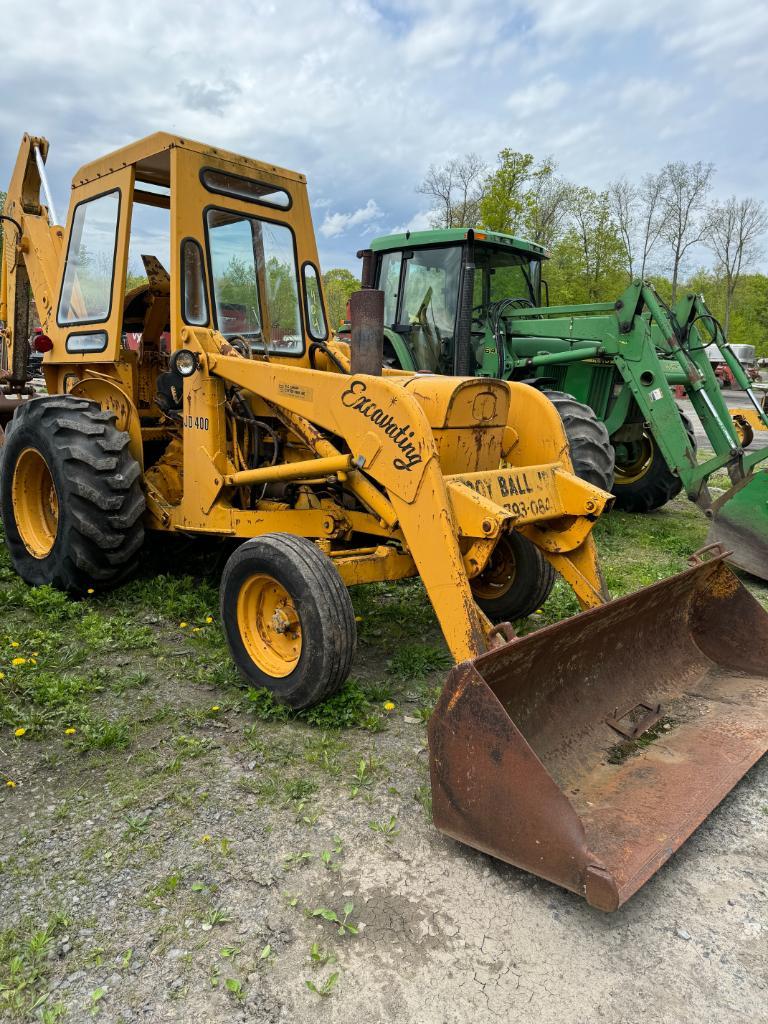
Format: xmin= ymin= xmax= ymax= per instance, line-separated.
xmin=5 ymin=780 xmax=16 ymax=788
xmin=30 ymin=659 xmax=37 ymax=666
xmin=383 ymin=701 xmax=395 ymax=712
xmin=205 ymin=616 xmax=213 ymax=624
xmin=12 ymin=657 xmax=26 ymax=666
xmin=179 ymin=622 xmax=188 ymax=629
xmin=87 ymin=588 xmax=95 ymax=595
xmin=201 ymin=834 xmax=212 ymax=843
xmin=64 ymin=727 xmax=76 ymax=736
xmin=0 ymin=672 xmax=5 ymax=680
xmin=10 ymin=641 xmax=19 ymax=648
xmin=211 ymin=705 xmax=220 ymax=712
xmin=354 ymin=615 xmax=363 ymax=622
xmin=14 ymin=727 xmax=26 ymax=738
xmin=191 ymin=627 xmax=201 ymax=633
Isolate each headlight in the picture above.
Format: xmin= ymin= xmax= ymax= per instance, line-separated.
xmin=171 ymin=349 xmax=199 ymax=377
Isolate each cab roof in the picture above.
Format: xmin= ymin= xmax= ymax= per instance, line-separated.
xmin=369 ymin=228 xmax=548 ymax=259
xmin=72 ymin=132 xmax=307 ymax=189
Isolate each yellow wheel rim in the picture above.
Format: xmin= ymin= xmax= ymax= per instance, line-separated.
xmin=11 ymin=447 xmax=59 ymax=559
xmin=236 ymin=573 xmax=302 ymax=678
xmin=472 ymin=536 xmax=516 ymax=601
xmin=614 ymin=432 xmax=655 ymax=485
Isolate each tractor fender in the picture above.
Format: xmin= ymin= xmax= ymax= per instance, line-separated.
xmin=70 ymin=374 xmax=144 ymax=471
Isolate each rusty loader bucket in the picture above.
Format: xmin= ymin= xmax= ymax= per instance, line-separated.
xmin=428 ymin=555 xmax=768 ymax=911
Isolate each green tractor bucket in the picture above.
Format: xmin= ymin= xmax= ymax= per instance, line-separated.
xmin=428 ymin=554 xmax=768 ymax=911
xmin=707 ymin=470 xmax=768 ymax=580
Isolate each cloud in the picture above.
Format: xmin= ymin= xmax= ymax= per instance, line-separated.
xmin=506 ymin=75 xmax=568 ymax=118
xmin=319 ymin=199 xmax=383 ymax=238
xmin=0 ymin=0 xmax=764 ymax=272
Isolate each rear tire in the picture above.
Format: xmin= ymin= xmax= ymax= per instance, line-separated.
xmin=220 ymin=534 xmax=357 ymax=709
xmin=542 ymin=390 xmax=615 ymax=493
xmin=611 ymin=413 xmax=697 ymax=513
xmin=471 ymin=532 xmax=555 ymax=622
xmin=0 ymin=396 xmax=145 ymax=593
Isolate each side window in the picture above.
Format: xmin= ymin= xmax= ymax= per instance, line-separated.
xmin=58 ymin=191 xmax=120 ymax=324
xmin=303 ymin=263 xmax=327 ymax=341
xmin=182 ymin=239 xmax=209 ymax=326
xmin=378 ymin=252 xmax=402 ymax=325
xmin=206 ymin=209 xmax=303 ymax=354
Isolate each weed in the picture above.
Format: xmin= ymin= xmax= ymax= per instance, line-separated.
xmin=607 ymin=718 xmax=676 ymax=764
xmin=0 ymin=912 xmax=70 ymax=1019
xmin=89 ymin=987 xmax=107 ymax=1016
xmin=123 ymin=815 xmax=151 ymax=839
xmin=283 ymin=851 xmax=313 ymax=871
xmin=308 ymin=902 xmax=358 ymax=936
xmin=202 ymin=908 xmax=234 ymax=928
xmin=247 ymin=678 xmax=373 ymax=730
xmin=224 ymin=977 xmax=244 ymax=1000
xmin=387 ymin=643 xmax=450 ymax=681
xmin=414 ymin=784 xmax=433 ymax=821
xmin=348 ymin=756 xmax=378 ymax=798
xmin=369 ymin=815 xmax=401 ymax=840
xmin=305 ymin=971 xmax=340 ymax=997
xmin=309 ymin=941 xmax=336 ymax=967
xmin=76 ymin=716 xmax=131 ymax=752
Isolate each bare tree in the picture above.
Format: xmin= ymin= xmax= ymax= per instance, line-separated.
xmin=637 ymin=169 xmax=668 ymax=278
xmin=417 ymin=154 xmax=487 ymax=229
xmin=524 ymin=162 xmax=572 ymax=248
xmin=608 ymin=177 xmax=637 ymax=280
xmin=706 ymin=196 xmax=768 ymax=334
xmin=660 ymin=160 xmax=714 ymax=303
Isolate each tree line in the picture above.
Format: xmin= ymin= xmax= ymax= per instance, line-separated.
xmin=415 ymin=150 xmax=768 ymax=345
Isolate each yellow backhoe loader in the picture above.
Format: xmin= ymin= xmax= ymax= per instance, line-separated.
xmin=1 ymin=133 xmax=767 ymax=911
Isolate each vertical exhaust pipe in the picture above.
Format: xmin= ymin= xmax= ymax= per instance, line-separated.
xmin=349 ymin=289 xmax=384 ymax=376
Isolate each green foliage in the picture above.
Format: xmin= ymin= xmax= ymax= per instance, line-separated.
xmin=547 ymin=188 xmax=627 ymax=303
xmin=246 ymin=678 xmax=374 ymax=729
xmin=387 ymin=643 xmax=450 ymax=680
xmin=323 ymin=267 xmax=360 ymax=330
xmin=0 ymin=912 xmax=69 ymax=1020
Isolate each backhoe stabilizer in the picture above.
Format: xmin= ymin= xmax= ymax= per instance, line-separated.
xmin=429 ymin=553 xmax=768 ymax=910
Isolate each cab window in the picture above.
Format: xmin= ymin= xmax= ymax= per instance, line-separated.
xmin=58 ymin=191 xmax=120 ymax=324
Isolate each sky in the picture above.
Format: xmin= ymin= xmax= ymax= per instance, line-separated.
xmin=1 ymin=0 xmax=767 ymax=274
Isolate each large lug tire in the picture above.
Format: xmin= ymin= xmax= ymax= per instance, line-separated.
xmin=611 ymin=412 xmax=697 ymax=513
xmin=220 ymin=534 xmax=357 ymax=709
xmin=541 ymin=390 xmax=615 ymax=493
xmin=0 ymin=396 xmax=145 ymax=593
xmin=471 ymin=532 xmax=556 ymax=622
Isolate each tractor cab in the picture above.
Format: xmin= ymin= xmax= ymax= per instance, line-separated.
xmin=362 ymin=229 xmax=546 ymax=376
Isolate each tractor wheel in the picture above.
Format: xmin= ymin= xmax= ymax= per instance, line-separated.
xmin=611 ymin=414 xmax=697 ymax=513
xmin=221 ymin=534 xmax=357 ymax=709
xmin=0 ymin=396 xmax=145 ymax=593
xmin=542 ymin=390 xmax=615 ymax=493
xmin=471 ymin=532 xmax=555 ymax=622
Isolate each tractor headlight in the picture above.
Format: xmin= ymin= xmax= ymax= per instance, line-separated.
xmin=171 ymin=349 xmax=199 ymax=377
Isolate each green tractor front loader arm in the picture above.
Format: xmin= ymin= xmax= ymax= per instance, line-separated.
xmin=504 ymin=281 xmax=768 ymax=576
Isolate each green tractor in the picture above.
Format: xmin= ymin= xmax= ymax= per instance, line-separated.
xmin=348 ymin=228 xmax=768 ymax=579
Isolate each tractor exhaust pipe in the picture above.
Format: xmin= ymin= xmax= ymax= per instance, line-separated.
xmin=349 ymin=289 xmax=384 ymax=376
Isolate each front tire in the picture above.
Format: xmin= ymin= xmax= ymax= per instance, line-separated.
xmin=0 ymin=396 xmax=145 ymax=592
xmin=542 ymin=390 xmax=615 ymax=493
xmin=611 ymin=414 xmax=697 ymax=513
xmin=220 ymin=534 xmax=357 ymax=709
xmin=471 ymin=532 xmax=555 ymax=622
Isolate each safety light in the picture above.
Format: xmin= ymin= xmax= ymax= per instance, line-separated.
xmin=171 ymin=349 xmax=199 ymax=377
xmin=33 ymin=333 xmax=54 ymax=353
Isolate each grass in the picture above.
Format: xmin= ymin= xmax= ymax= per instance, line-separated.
xmin=0 ymin=912 xmax=69 ymax=1020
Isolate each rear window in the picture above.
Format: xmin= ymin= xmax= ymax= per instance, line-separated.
xmin=201 ymin=169 xmax=291 ymax=210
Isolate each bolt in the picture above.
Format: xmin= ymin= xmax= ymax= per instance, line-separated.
xmin=481 ymin=519 xmax=493 ymax=534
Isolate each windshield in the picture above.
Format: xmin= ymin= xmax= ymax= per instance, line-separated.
xmin=206 ymin=209 xmax=303 ymax=355
xmin=473 ymin=247 xmax=542 ymax=308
